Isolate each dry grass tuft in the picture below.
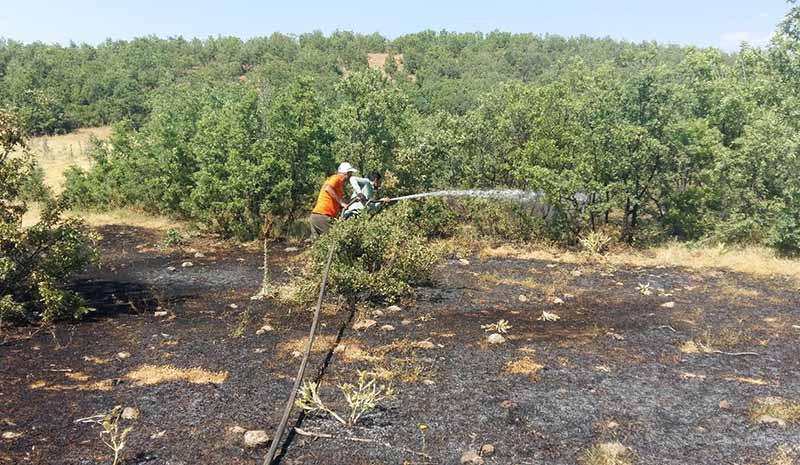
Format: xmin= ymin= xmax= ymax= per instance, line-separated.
xmin=334 ymin=340 xmax=381 ymax=363
xmin=748 ymin=397 xmax=800 ymax=425
xmin=125 ymin=364 xmax=227 ymax=386
xmin=724 ymin=376 xmax=770 ymax=386
xmin=680 ymin=328 xmax=750 ymax=354
xmin=481 ymin=242 xmax=800 ymax=283
xmin=277 ymin=335 xmax=338 ymax=356
xmin=503 ymin=357 xmax=544 ymax=381
xmin=28 ymin=376 xmax=114 ymax=392
xmin=769 ymin=445 xmax=799 ymax=465
xmin=579 ymin=442 xmax=633 ymax=465
xmin=369 ymin=338 xmax=436 ymax=383
xmin=65 ymin=371 xmax=90 ymax=382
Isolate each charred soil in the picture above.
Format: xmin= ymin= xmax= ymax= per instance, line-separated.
xmin=2 ymin=226 xmax=800 ymax=465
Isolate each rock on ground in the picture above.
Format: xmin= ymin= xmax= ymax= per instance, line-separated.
xmin=243 ymin=430 xmax=270 ymax=448
xmin=121 ymin=407 xmax=140 ymax=420
xmin=487 ymin=333 xmax=506 ymax=345
xmin=460 ymin=450 xmax=485 ymax=465
xmin=256 ymin=324 xmax=274 ymax=335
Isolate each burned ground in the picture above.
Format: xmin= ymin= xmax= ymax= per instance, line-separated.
xmin=2 ymin=226 xmax=800 ymax=465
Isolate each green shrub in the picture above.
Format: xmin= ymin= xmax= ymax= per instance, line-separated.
xmin=0 ymin=110 xmax=97 ymax=324
xmin=405 ymin=199 xmax=460 ymax=239
xmin=300 ymin=206 xmax=439 ymax=304
xmin=767 ymin=191 xmax=800 ymax=257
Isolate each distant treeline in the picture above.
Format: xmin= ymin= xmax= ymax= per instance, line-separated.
xmin=0 ymin=31 xmax=693 ymax=134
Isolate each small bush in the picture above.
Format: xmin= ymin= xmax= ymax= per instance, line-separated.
xmin=300 ymin=206 xmax=439 ymax=304
xmin=405 ymin=198 xmax=460 ymax=239
xmin=1 ymin=109 xmax=97 ymax=325
xmin=767 ymin=192 xmax=800 ymax=257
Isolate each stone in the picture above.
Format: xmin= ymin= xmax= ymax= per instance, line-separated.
xmin=386 ymin=305 xmax=402 ymax=313
xmin=458 ymin=258 xmax=470 ymax=266
xmin=551 ymin=297 xmax=565 ymax=305
xmin=228 ymin=425 xmax=247 ymax=434
xmin=154 ymin=311 xmax=168 ymax=318
xmin=284 ymin=247 xmax=299 ymax=252
xmin=353 ymin=319 xmax=377 ymax=331
xmin=380 ymin=324 xmax=396 ymax=332
xmin=487 ymin=333 xmax=506 ymax=345
xmin=480 ymin=444 xmax=495 ymax=457
xmin=181 ymin=261 xmax=194 ymax=268
xmin=517 ymin=294 xmax=529 ymax=303
xmin=167 ymin=266 xmax=177 ymax=272
xmin=194 ymin=252 xmax=206 ymax=258
xmin=372 ymin=310 xmax=385 ymax=318
xmin=121 ymin=407 xmax=140 ymax=420
xmin=562 ymin=293 xmax=575 ymax=300
xmin=606 ymin=420 xmax=619 ymax=429
xmin=228 ymin=304 xmax=238 ymax=309
xmin=1 ymin=431 xmax=23 ymax=439
xmin=661 ymin=301 xmax=676 ymax=308
xmin=719 ymin=400 xmax=731 ymax=410
xmin=243 ymin=430 xmax=270 ymax=448
xmin=416 ymin=341 xmax=436 ymax=350
xmin=401 ymin=319 xmax=413 ymax=326
xmin=150 ymin=430 xmax=166 ymax=439
xmin=117 ymin=352 xmax=131 ymax=360
xmin=460 ymin=450 xmax=485 ymax=465
xmin=256 ymin=325 xmax=274 ymax=335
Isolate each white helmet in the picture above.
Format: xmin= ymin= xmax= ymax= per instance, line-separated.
xmin=337 ymin=162 xmax=357 ymax=174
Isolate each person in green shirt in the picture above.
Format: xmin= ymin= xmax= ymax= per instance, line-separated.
xmin=343 ymin=171 xmax=389 ymax=219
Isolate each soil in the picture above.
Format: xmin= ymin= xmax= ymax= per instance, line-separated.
xmin=2 ymin=225 xmax=800 ymax=465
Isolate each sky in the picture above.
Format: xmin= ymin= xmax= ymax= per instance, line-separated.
xmin=0 ymin=0 xmax=791 ymax=52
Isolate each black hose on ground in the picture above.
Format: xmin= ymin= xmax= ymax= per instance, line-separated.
xmin=263 ymin=242 xmax=337 ymax=465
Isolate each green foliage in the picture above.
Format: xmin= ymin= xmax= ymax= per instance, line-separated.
xmin=45 ymin=4 xmax=800 ymax=255
xmin=161 ymin=229 xmax=184 ymax=248
xmin=65 ymin=78 xmax=332 ymax=239
xmin=0 ymin=110 xmax=97 ymax=324
xmin=301 ymin=206 xmax=439 ymax=303
xmin=768 ymin=189 xmax=800 ymax=257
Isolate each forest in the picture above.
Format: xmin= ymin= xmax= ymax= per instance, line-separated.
xmin=2 ymin=7 xmax=799 ymax=253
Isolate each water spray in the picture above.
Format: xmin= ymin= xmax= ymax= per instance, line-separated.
xmin=385 ymin=189 xmax=547 ymax=204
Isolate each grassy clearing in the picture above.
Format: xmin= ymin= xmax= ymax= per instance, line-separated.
xmin=17 ymin=127 xmax=189 ymax=232
xmin=18 ymin=126 xmax=111 ymax=193
xmin=480 ymin=241 xmax=800 ymax=282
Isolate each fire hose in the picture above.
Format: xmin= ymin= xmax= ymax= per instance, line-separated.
xmin=263 ymin=242 xmax=336 ymax=465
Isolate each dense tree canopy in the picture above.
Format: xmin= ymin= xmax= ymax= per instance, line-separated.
xmin=10 ymin=2 xmax=800 ymax=254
